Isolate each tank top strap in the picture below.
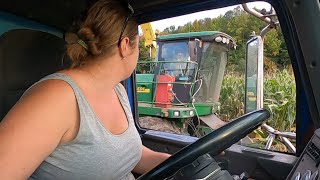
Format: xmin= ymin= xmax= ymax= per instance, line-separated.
xmin=36 ymin=73 xmax=90 ymax=112
xmin=114 ymin=83 xmax=134 ymax=123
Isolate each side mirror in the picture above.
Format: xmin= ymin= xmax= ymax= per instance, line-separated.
xmin=245 ymin=36 xmax=264 ymax=113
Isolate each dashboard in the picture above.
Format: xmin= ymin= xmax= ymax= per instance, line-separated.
xmin=287 ymin=129 xmax=320 ymax=179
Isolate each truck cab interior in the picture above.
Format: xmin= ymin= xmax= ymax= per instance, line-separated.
xmin=0 ymin=0 xmax=319 ymax=179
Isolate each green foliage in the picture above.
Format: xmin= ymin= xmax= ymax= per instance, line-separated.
xmin=218 ymin=69 xmax=296 ymax=132
xmin=218 ymin=73 xmax=245 ymax=121
xmin=216 ymin=69 xmax=296 ymax=152
xmin=137 ymin=37 xmax=152 ymax=73
xmin=264 ymin=30 xmax=282 ymax=57
xmin=138 ymin=37 xmax=150 ymax=62
xmin=264 ymin=68 xmax=296 ymax=132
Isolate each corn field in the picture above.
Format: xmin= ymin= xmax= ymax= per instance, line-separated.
xmin=217 ymin=68 xmax=296 ymax=151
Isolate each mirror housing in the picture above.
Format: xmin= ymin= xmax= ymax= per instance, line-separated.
xmin=244 ymin=36 xmax=264 ymax=113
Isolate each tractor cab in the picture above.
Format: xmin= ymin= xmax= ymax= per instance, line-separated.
xmin=136 ymin=31 xmax=236 ymax=134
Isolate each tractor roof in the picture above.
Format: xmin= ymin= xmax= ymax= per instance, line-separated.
xmin=157 ymin=31 xmax=236 ymax=48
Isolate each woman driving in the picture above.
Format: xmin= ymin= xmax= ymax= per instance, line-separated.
xmin=0 ymin=0 xmax=170 ymax=179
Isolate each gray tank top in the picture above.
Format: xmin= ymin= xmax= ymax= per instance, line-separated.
xmin=28 ymin=73 xmax=142 ymax=180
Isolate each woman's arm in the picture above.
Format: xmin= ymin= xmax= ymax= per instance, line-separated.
xmin=0 ymin=80 xmax=77 ymax=179
xmin=133 ymin=146 xmax=171 ymax=174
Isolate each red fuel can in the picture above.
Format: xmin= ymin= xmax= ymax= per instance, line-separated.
xmin=155 ymin=75 xmax=175 ymax=108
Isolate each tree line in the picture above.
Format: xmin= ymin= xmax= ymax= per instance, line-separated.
xmin=139 ymin=6 xmax=290 ymax=73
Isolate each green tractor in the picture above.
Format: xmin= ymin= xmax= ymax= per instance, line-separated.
xmin=136 ymin=31 xmax=236 ymax=136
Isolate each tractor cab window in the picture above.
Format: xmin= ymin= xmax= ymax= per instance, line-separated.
xmin=160 ymin=41 xmax=192 ymax=77
xmin=195 ymin=42 xmax=229 ymax=106
xmin=160 ymin=42 xmax=189 ymax=61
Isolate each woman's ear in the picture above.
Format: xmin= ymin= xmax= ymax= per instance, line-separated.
xmin=119 ymin=37 xmax=130 ymax=59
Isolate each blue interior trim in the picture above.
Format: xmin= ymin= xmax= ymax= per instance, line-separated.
xmin=126 ymin=76 xmax=135 ymax=114
xmin=0 ymin=11 xmax=62 ymax=37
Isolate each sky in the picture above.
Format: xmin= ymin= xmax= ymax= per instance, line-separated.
xmin=147 ymin=1 xmax=271 ymax=32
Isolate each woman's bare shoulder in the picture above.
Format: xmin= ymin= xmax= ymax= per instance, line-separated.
xmin=2 ymin=78 xmax=78 ymax=133
xmin=0 ymin=78 xmax=79 ymax=179
xmin=22 ymin=78 xmax=75 ymax=100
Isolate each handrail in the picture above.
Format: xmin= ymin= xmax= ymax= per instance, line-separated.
xmin=242 ymin=3 xmax=272 ymax=24
xmin=261 ymin=123 xmax=296 ymax=153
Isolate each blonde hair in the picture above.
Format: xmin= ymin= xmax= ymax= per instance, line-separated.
xmin=66 ymin=0 xmax=138 ymax=67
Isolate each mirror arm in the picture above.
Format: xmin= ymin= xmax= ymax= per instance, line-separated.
xmin=242 ymin=3 xmax=272 ymax=24
xmin=260 ymin=22 xmax=280 ymax=39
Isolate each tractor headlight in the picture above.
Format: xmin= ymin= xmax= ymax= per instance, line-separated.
xmin=190 ymin=111 xmax=194 ymax=116
xmin=215 ymin=36 xmax=222 ymax=42
xmin=222 ymin=37 xmax=227 ymax=43
xmin=173 ymin=111 xmax=180 ymax=117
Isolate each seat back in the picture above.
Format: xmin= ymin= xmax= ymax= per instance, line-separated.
xmin=0 ymin=29 xmax=70 ymax=120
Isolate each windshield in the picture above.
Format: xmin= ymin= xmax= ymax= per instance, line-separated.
xmin=159 ymin=41 xmax=196 ymax=78
xmin=160 ymin=41 xmax=189 ymax=61
xmin=194 ymin=42 xmax=228 ymax=104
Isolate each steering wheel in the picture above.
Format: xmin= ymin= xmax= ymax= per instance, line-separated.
xmin=137 ymin=109 xmax=270 ymax=180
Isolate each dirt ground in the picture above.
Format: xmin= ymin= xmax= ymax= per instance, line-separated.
xmin=138 ymin=116 xmax=188 ymax=135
